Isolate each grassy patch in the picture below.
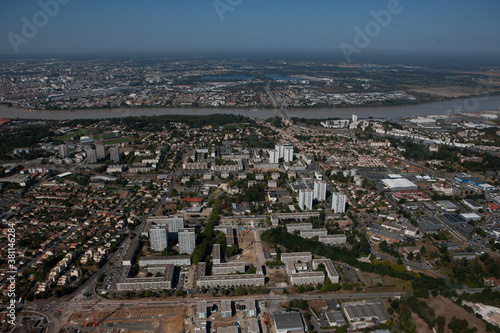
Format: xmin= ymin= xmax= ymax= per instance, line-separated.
xmin=101 ymin=138 xmax=130 ymax=144
xmin=58 ymin=129 xmax=90 ymax=141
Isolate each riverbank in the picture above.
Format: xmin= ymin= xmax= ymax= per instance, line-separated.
xmin=0 ymin=94 xmax=499 ymax=120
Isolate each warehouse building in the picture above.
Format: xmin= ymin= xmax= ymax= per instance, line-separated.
xmin=342 ymin=299 xmax=390 ymax=327
xmin=273 ymin=312 xmax=305 ymax=333
xmin=325 ymin=311 xmax=346 ymax=327
xmin=381 ymin=178 xmax=418 ymax=191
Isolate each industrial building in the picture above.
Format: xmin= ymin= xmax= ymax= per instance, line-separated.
xmin=342 ymin=299 xmax=390 ymax=326
xmin=462 ymin=199 xmax=482 ymax=211
xmin=325 ymin=311 xmax=346 ymax=327
xmin=273 ymin=312 xmax=305 ymax=333
xmin=381 ymin=178 xmax=418 ymax=191
xmin=437 ymin=200 xmax=459 ymax=212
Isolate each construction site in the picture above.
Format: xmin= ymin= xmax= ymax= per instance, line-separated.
xmin=65 ymin=303 xmax=195 ymax=333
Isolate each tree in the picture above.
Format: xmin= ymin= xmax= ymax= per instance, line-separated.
xmin=246 ymin=264 xmax=256 ymax=274
xmin=435 ymin=316 xmax=446 ymax=333
xmin=407 ymin=252 xmax=414 ymax=261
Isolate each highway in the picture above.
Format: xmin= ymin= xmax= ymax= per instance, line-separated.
xmin=265 ymin=80 xmax=290 ymax=121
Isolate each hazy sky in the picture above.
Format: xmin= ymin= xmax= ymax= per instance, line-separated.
xmin=1 ymin=0 xmax=499 ymax=56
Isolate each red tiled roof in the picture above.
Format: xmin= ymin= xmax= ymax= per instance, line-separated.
xmin=183 ymin=197 xmax=203 ymax=203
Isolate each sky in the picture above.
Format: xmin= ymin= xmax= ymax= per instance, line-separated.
xmin=0 ymin=0 xmax=499 ymax=57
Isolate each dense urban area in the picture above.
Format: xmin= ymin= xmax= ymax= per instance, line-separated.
xmin=2 ymin=58 xmax=500 ymax=112
xmin=0 ymin=59 xmax=500 ymax=333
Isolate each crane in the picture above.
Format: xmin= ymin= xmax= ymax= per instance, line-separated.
xmin=84 ymin=299 xmax=101 ymax=327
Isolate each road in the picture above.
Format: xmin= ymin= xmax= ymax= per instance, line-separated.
xmin=265 ymin=80 xmax=289 ymax=121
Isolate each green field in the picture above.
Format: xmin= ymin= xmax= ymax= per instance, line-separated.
xmin=101 ymin=138 xmax=130 ymax=144
xmin=93 ymin=133 xmax=118 ymax=140
xmin=58 ymin=129 xmax=90 ymax=141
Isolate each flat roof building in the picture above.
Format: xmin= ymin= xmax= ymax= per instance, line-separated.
xmin=286 ymin=223 xmax=313 ymax=233
xmin=149 ymin=225 xmax=168 ymax=252
xmin=139 ymin=255 xmax=191 ymax=267
xmin=221 ymin=299 xmax=232 ymax=318
xmin=247 ymin=318 xmax=260 ymax=333
xmin=179 ymin=228 xmax=196 ymax=255
xmin=281 ymin=252 xmax=312 ymax=265
xmin=273 ymin=312 xmax=305 ymax=333
xmin=213 ymin=263 xmax=246 ymax=275
xmin=212 ymin=243 xmax=221 ymax=264
xmin=245 ymin=299 xmax=257 ymax=317
xmin=325 ymin=311 xmax=346 ymax=327
xmin=381 ymin=178 xmax=418 ymax=191
xmin=197 ymin=300 xmax=208 ymax=319
xmin=437 ymin=200 xmax=459 ymax=212
xmin=300 ymin=228 xmax=328 ymax=239
xmin=319 ymin=234 xmax=347 ymax=246
xmin=289 ymin=271 xmax=325 ymax=285
xmin=342 ymin=299 xmax=390 ymax=325
xmin=312 ymin=259 xmax=340 ymax=283
xmin=196 ymin=263 xmax=264 ymax=288
xmin=116 ymin=264 xmax=174 ymax=291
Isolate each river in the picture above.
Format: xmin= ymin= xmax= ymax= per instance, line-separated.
xmin=0 ymin=95 xmax=499 ymax=120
